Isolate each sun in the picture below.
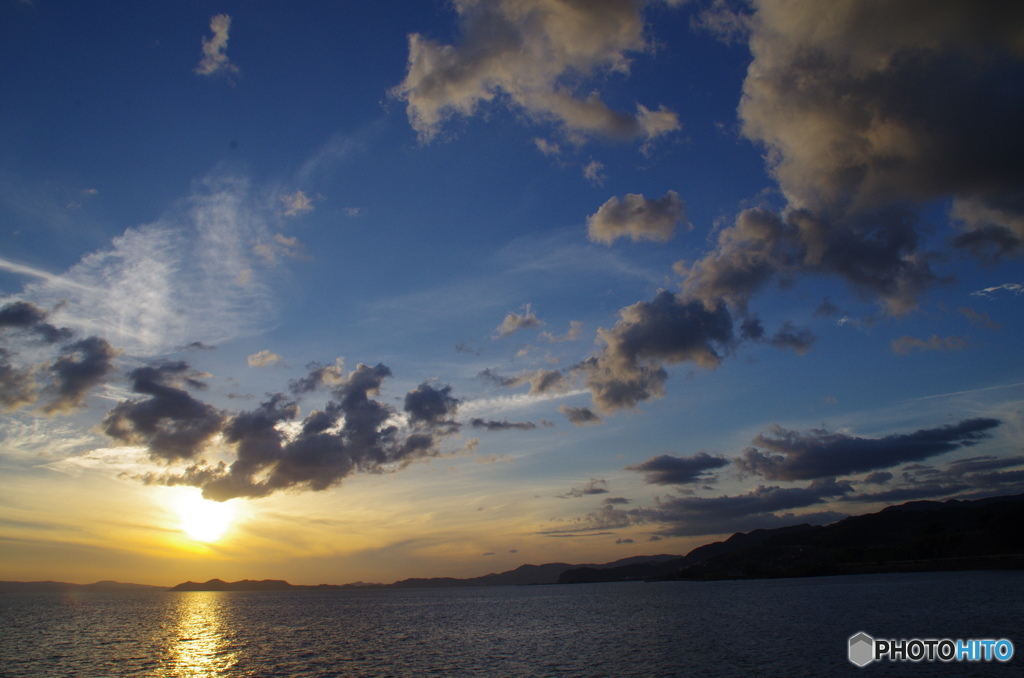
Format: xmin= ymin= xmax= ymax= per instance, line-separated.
xmin=174 ymin=492 xmax=235 ymax=543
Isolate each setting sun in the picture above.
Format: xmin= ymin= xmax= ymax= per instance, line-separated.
xmin=174 ymin=492 xmax=235 ymax=543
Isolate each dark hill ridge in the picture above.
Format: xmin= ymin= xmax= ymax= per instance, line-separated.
xmin=559 ymin=492 xmax=1024 ymax=583
xmin=165 ymin=555 xmax=683 ymax=591
xmin=0 ymin=580 xmax=165 ymax=594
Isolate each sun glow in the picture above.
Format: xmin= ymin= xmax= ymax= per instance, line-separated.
xmin=174 ymin=492 xmax=235 ymax=543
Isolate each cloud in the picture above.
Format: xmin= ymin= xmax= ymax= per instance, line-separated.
xmin=4 ymin=176 xmax=277 ymax=356
xmin=0 ymin=302 xmax=117 ymax=414
xmin=541 ymin=320 xmax=582 ymax=344
xmin=195 ymin=14 xmax=239 ymax=76
xmin=641 ymin=479 xmax=853 ymax=536
xmin=583 ymin=161 xmax=606 ymax=186
xmin=586 ymin=191 xmax=686 ymax=245
xmin=392 ymin=0 xmax=680 ymax=145
xmin=289 ymin=359 xmax=345 ymax=394
xmin=579 ymin=478 xmax=852 ymax=536
xmin=626 ymin=452 xmax=731 ymax=485
xmin=0 ymin=349 xmax=36 ymax=412
xmin=558 ymin=478 xmax=609 ymax=498
xmin=957 ymin=307 xmax=1000 ymax=331
xmin=247 ymin=350 xmax=282 ymax=368
xmin=814 ymin=297 xmax=839 ymax=317
xmin=846 ymin=454 xmax=1024 ymax=504
xmin=950 ymin=199 xmax=1024 ymax=261
xmin=735 ymin=418 xmax=1002 ymax=482
xmin=534 ymin=138 xmax=561 ymax=156
xmin=281 ymin=190 xmax=314 ymax=217
xmin=404 ymin=382 xmax=460 ymax=428
xmin=581 ymin=291 xmax=734 ymax=412
xmin=740 ymin=2 xmax=1024 ymax=216
xmin=495 ymin=303 xmax=544 ymax=337
xmin=891 ymin=334 xmax=967 ymax=355
xmin=139 ymin=362 xmax=466 ymax=501
xmin=0 ymin=301 xmax=71 ymax=344
xmin=765 ymin=321 xmax=816 ymax=355
xmin=102 ymin=362 xmax=225 ymax=462
xmin=469 ymin=418 xmax=538 ymax=431
xmin=676 ymin=206 xmax=939 ymax=316
xmin=499 ymin=368 xmax=573 ymax=396
xmin=41 ymin=337 xmax=119 ymax=414
xmin=677 ymin=1 xmax=1024 ymax=317
xmin=559 ymin=404 xmax=601 ymax=426
xmin=971 ymin=283 xmax=1023 ymax=298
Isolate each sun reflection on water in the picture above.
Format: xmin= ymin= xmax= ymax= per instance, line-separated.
xmin=167 ymin=592 xmax=241 ymax=676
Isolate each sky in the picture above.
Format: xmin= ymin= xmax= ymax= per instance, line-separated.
xmin=1 ymin=0 xmax=1023 ymax=587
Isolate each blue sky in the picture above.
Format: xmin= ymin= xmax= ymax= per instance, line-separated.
xmin=1 ymin=0 xmax=1023 ymax=585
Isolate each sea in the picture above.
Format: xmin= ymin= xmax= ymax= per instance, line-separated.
xmin=2 ymin=571 xmax=1021 ymax=677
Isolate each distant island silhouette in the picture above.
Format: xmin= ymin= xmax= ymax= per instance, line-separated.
xmin=4 ymin=493 xmax=1022 ymax=594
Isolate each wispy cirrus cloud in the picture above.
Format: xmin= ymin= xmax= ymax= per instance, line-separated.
xmin=1 ymin=176 xmax=278 ymax=356
xmin=972 ymin=283 xmax=1023 ymax=298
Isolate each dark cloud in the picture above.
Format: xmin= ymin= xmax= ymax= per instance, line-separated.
xmin=849 ymin=453 xmax=1024 ymax=504
xmin=102 ymin=361 xmax=225 ymax=462
xmin=288 ymin=360 xmax=344 ymax=394
xmin=0 ymin=301 xmax=72 ymax=344
xmin=863 ymin=471 xmax=893 ymax=485
xmin=678 ymin=206 xmax=941 ymax=316
xmin=627 ymin=452 xmax=731 ymax=486
xmin=137 ymin=362 xmax=465 ymax=501
xmin=950 ymin=197 xmax=1024 ymax=261
xmin=582 ymin=291 xmax=734 ymax=412
xmin=946 ymin=455 xmax=1024 ymax=476
xmin=404 ymin=382 xmax=460 ymax=427
xmin=587 ymin=191 xmax=686 ymax=245
xmin=736 ymin=418 xmax=1002 ymax=482
xmin=615 ymin=538 xmax=634 ymax=544
xmin=577 ymin=478 xmax=852 ymax=537
xmin=559 ymin=404 xmax=601 ymax=426
xmin=603 ymin=497 xmax=630 ymax=505
xmin=477 ymin=367 xmax=518 ymax=388
xmin=814 ymin=297 xmax=839 ymax=317
xmin=767 ymin=322 xmax=815 ymax=354
xmin=638 ymin=479 xmax=853 ymax=536
xmin=0 ymin=348 xmax=36 ymax=411
xmin=738 ymin=316 xmax=815 ymax=353
xmin=558 ymin=478 xmax=609 ymax=499
xmin=454 ymin=341 xmax=482 ymax=356
xmin=479 ymin=366 xmax=574 ymax=396
xmin=42 ymin=337 xmax=118 ymax=413
xmin=469 ymin=418 xmax=538 ymax=431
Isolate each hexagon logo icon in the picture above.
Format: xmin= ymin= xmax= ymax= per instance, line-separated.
xmin=849 ymin=632 xmax=875 ymax=667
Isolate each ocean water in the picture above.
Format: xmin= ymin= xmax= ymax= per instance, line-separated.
xmin=2 ymin=571 xmax=1021 ymax=677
